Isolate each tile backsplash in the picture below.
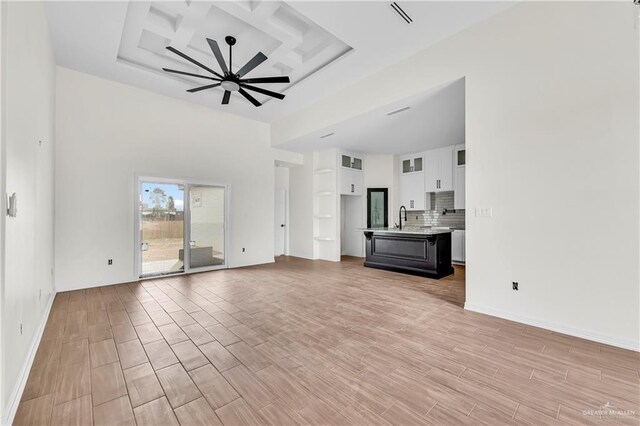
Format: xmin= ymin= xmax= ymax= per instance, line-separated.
xmin=404 ymin=191 xmax=465 ymax=229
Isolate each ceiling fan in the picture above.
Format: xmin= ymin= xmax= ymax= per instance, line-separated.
xmin=162 ymin=36 xmax=290 ymax=107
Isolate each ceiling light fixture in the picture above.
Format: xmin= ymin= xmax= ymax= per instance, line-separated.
xmin=320 ymin=132 xmax=335 ymax=139
xmin=386 ymin=106 xmax=411 ymax=116
xmin=163 ymin=35 xmax=290 ymax=107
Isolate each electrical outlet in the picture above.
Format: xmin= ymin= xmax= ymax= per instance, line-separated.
xmin=512 ymin=282 xmax=518 ymax=291
xmin=108 ymin=259 xmax=113 ymax=265
xmin=20 ymin=323 xmax=23 ymax=335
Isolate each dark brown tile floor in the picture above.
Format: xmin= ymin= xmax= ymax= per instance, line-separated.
xmin=14 ymin=256 xmax=640 ymax=425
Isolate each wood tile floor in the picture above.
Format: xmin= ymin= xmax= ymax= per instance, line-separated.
xmin=14 ymin=256 xmax=639 ymax=425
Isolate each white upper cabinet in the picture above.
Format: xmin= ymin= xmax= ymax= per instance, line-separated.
xmin=454 ymin=144 xmax=465 ymax=209
xmin=400 ymin=153 xmax=424 ymax=174
xmin=424 ymin=146 xmax=454 ymax=192
xmin=439 ymin=146 xmax=454 ymax=191
xmin=341 ymin=153 xmax=363 ymax=171
xmin=399 ymin=152 xmax=425 ymax=210
xmin=340 ymin=168 xmax=363 ymax=196
xmin=340 ymin=151 xmax=363 ymax=196
xmin=400 ymin=172 xmax=425 ymax=210
xmin=425 ymin=151 xmax=439 ymax=193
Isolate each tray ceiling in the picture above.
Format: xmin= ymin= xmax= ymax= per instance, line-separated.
xmin=44 ymin=1 xmax=514 ymax=122
xmin=117 ymin=1 xmax=352 ymax=106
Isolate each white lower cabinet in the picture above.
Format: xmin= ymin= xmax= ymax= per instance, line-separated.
xmin=452 ymin=230 xmax=465 ymax=263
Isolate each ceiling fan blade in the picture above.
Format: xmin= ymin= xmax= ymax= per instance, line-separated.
xmin=166 ymin=46 xmax=224 ymax=79
xmin=222 ymin=90 xmax=231 ymax=105
xmin=206 ymin=38 xmax=228 ymax=74
xmin=162 ymin=68 xmax=221 ymax=81
xmin=240 ymin=83 xmax=285 ymax=100
xmin=238 ymin=88 xmax=261 ymax=107
xmin=187 ymin=83 xmax=221 ymax=93
xmin=236 ymin=52 xmax=268 ymax=78
xmin=240 ymin=76 xmax=290 ymax=84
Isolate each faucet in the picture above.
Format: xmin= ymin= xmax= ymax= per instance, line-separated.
xmin=399 ymin=205 xmax=407 ymax=230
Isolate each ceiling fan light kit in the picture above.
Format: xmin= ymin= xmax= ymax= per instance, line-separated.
xmin=163 ymin=35 xmax=291 ymax=107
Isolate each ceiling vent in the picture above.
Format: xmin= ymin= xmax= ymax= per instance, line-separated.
xmin=386 ymin=106 xmax=411 ymax=116
xmin=390 ymin=2 xmax=413 ymax=24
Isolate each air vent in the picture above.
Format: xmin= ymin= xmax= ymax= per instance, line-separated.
xmin=390 ymin=2 xmax=412 ymax=24
xmin=320 ymin=132 xmax=335 ymax=139
xmin=386 ymin=106 xmax=411 ymax=116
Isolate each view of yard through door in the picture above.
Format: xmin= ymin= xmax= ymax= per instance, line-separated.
xmin=140 ymin=180 xmax=226 ymax=277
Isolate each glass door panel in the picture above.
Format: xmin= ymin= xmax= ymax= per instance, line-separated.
xmin=140 ymin=182 xmax=185 ymax=277
xmin=188 ymin=185 xmax=225 ymax=269
xmin=367 ymin=188 xmax=388 ymax=228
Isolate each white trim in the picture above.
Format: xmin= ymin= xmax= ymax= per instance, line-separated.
xmin=464 ymin=303 xmax=639 ymax=352
xmin=0 ymin=1 xmax=7 ymax=421
xmin=1 ymin=292 xmax=56 ymax=426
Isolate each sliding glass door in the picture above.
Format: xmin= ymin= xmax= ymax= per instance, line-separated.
xmin=140 ymin=181 xmax=185 ymax=277
xmin=138 ymin=178 xmax=227 ymax=278
xmin=187 ymin=185 xmax=225 ymax=269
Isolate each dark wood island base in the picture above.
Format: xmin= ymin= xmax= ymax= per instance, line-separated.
xmin=363 ymin=230 xmax=454 ymax=279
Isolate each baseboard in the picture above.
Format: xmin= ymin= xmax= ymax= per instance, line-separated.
xmin=464 ymin=303 xmax=639 ymax=352
xmin=57 ymin=257 xmax=281 ymax=292
xmin=1 ymin=292 xmax=56 ymax=426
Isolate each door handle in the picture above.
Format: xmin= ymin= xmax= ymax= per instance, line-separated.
xmin=280 ymin=224 xmax=285 ymax=227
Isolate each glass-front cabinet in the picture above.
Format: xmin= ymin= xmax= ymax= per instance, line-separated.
xmin=342 ymin=154 xmax=363 ymax=170
xmin=457 ymin=148 xmax=465 ymax=166
xmin=340 ymin=151 xmax=364 ymax=196
xmin=400 ymin=154 xmax=424 ymax=174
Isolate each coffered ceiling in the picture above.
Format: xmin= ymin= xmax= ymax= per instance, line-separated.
xmin=44 ymin=1 xmax=513 ymax=122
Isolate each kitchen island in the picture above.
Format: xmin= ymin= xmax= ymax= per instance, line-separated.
xmin=362 ymin=228 xmax=454 ymax=279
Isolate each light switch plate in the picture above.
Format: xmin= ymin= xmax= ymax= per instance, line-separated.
xmin=475 ymin=207 xmax=493 ymax=218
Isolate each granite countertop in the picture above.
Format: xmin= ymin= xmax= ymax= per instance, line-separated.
xmin=360 ymin=227 xmax=453 ymax=235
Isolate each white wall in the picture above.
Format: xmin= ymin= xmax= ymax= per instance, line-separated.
xmin=273 ymin=2 xmax=640 ymax=349
xmin=1 ymin=1 xmax=56 ymax=421
xmin=55 ymin=67 xmax=276 ymax=291
xmin=288 ymin=153 xmax=314 ymax=259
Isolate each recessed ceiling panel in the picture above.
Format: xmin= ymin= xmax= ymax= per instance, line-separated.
xmin=45 ymin=1 xmax=514 ymax=122
xmin=117 ymin=0 xmax=353 ymax=105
